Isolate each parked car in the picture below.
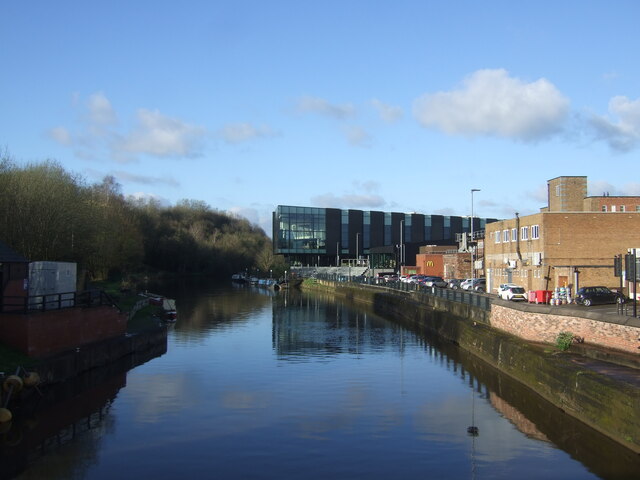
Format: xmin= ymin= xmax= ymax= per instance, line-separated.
xmin=460 ymin=278 xmax=474 ymax=290
xmin=473 ymin=278 xmax=487 ymax=292
xmin=574 ymin=286 xmax=625 ymax=307
xmin=499 ymin=285 xmax=527 ymax=301
xmin=462 ymin=278 xmax=485 ymax=291
xmin=384 ymin=274 xmax=399 ymax=283
xmin=496 ymin=283 xmax=520 ymax=297
xmin=447 ymin=279 xmax=463 ymax=289
xmin=421 ymin=276 xmax=448 ymax=288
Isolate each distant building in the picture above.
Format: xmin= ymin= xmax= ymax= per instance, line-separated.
xmin=272 ymin=205 xmax=498 ymax=269
xmin=484 ymin=176 xmax=640 ymax=296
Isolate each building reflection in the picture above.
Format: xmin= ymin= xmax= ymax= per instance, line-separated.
xmin=0 ymin=333 xmax=167 ymax=479
xmin=272 ymin=289 xmax=640 ymax=478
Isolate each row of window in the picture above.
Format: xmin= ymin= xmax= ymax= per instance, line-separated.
xmin=493 ymin=268 xmax=543 ymax=279
xmin=602 ymin=205 xmax=640 ymax=212
xmin=494 ymin=225 xmax=540 ymax=244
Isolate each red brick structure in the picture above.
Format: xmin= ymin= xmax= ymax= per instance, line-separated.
xmin=0 ymin=306 xmax=127 ymax=358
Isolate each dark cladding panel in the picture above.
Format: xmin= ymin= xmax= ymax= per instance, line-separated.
xmin=430 ymin=215 xmax=444 ymax=241
xmin=325 ymin=208 xmax=341 ymax=253
xmin=391 ymin=212 xmax=403 ymax=245
xmin=370 ymin=211 xmax=384 ymax=248
xmin=412 ymin=214 xmax=425 ymax=243
xmin=348 ymin=210 xmax=363 ymax=255
xmin=449 ymin=216 xmax=463 ymax=243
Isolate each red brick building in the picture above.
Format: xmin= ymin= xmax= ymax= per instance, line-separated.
xmin=485 ymin=176 xmax=640 ymax=296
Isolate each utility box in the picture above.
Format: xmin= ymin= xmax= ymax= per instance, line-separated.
xmin=28 ymin=262 xmax=77 ymax=310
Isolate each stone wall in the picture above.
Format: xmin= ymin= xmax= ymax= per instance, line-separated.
xmin=490 ymin=301 xmax=640 ymax=355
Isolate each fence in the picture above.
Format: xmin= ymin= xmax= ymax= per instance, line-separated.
xmin=314 ymin=273 xmax=493 ymax=311
xmin=0 ymin=290 xmax=120 ymax=314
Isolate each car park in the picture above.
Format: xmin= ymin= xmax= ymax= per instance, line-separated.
xmin=498 ymin=285 xmax=527 ymax=301
xmin=574 ymin=286 xmax=625 ymax=307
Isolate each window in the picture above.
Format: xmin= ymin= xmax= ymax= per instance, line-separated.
xmin=521 ymin=226 xmax=529 ymax=240
xmin=503 ymin=230 xmax=509 ymax=242
xmin=636 ymin=206 xmax=640 ymax=212
xmin=602 ymin=205 xmax=607 ymax=212
xmin=511 ymin=228 xmax=517 ymax=242
xmin=611 ymin=206 xmax=616 ymax=212
xmin=556 ymin=185 xmax=561 ymax=196
xmin=620 ymin=205 xmax=625 ymax=212
xmin=495 ymin=231 xmax=501 ymax=243
xmin=531 ymin=225 xmax=540 ymax=239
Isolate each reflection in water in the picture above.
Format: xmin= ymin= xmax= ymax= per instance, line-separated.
xmin=273 ymin=289 xmax=640 ymax=479
xmin=1 ymin=332 xmax=167 ymax=480
xmin=8 ymin=283 xmax=639 ymax=480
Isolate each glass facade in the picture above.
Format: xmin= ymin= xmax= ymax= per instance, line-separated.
xmin=424 ymin=215 xmax=432 ymax=240
xmin=363 ymin=211 xmax=371 ymax=249
xmin=444 ymin=216 xmax=451 ymax=239
xmin=276 ymin=206 xmax=327 ymax=254
xmin=274 ymin=205 xmax=497 ymax=266
xmin=384 ymin=213 xmax=392 ymax=245
xmin=404 ymin=214 xmax=412 ymax=243
xmin=341 ymin=210 xmax=349 ymax=249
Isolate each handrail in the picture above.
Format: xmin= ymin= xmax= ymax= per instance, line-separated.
xmin=0 ymin=289 xmax=121 ymax=314
xmin=313 ymin=273 xmax=492 ymax=311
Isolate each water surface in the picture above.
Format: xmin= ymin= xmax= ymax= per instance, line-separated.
xmin=12 ymin=282 xmax=640 ymax=479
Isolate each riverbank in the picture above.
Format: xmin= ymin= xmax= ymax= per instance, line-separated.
xmin=302 ymin=279 xmax=640 ymax=454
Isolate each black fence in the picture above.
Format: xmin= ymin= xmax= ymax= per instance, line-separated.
xmin=314 ymin=274 xmax=493 ymax=311
xmin=1 ymin=290 xmax=120 ymax=314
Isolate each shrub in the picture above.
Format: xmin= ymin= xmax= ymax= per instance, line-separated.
xmin=556 ymin=331 xmax=574 ymax=351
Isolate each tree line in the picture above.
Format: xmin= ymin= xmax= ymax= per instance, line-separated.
xmin=0 ymin=153 xmax=286 ymax=284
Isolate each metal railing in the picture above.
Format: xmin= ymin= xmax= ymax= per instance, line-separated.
xmin=314 ymin=273 xmax=492 ymax=311
xmin=1 ymin=290 xmax=120 ymax=314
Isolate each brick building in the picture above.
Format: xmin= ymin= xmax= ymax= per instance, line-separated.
xmin=484 ymin=176 xmax=640 ymax=296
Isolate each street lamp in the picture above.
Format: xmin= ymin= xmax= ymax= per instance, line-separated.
xmin=356 ymin=232 xmax=360 ymax=265
xmin=400 ymin=219 xmax=404 ymax=273
xmin=471 ymin=189 xmax=481 ymax=279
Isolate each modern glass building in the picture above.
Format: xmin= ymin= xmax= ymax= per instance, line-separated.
xmin=273 ymin=205 xmax=497 ymax=268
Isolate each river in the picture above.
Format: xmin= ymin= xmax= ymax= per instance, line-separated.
xmin=7 ymin=281 xmax=640 ymax=479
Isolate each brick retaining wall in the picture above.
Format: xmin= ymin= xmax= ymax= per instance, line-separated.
xmin=490 ymin=301 xmax=640 ymax=355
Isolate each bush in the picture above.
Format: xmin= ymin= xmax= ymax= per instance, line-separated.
xmin=556 ymin=331 xmax=574 ymax=351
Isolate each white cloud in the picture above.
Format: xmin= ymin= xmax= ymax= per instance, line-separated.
xmin=413 ymin=69 xmax=569 ymax=141
xmin=86 ymin=92 xmax=117 ymax=127
xmin=112 ymin=170 xmax=180 ymax=187
xmin=310 ymin=192 xmax=386 ymax=209
xmin=219 ymin=123 xmax=276 ymax=144
xmin=343 ymin=125 xmax=371 ymax=147
xmin=49 ymin=92 xmax=207 ymax=162
xmin=295 ymin=96 xmax=355 ymax=119
xmin=371 ymin=99 xmax=403 ymax=123
xmin=588 ymin=96 xmax=640 ymax=152
xmin=127 ymin=192 xmax=172 ymax=207
xmin=48 ymin=126 xmax=72 ymax=145
xmin=116 ymin=109 xmax=205 ymax=158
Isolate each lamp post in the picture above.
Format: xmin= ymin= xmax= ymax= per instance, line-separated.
xmin=400 ymin=219 xmax=404 ymax=274
xmin=356 ymin=232 xmax=360 ymax=265
xmin=471 ymin=189 xmax=480 ymax=279
xmin=336 ymin=242 xmax=340 ymax=267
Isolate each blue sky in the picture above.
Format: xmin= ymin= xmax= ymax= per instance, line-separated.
xmin=2 ymin=1 xmax=639 ymax=235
